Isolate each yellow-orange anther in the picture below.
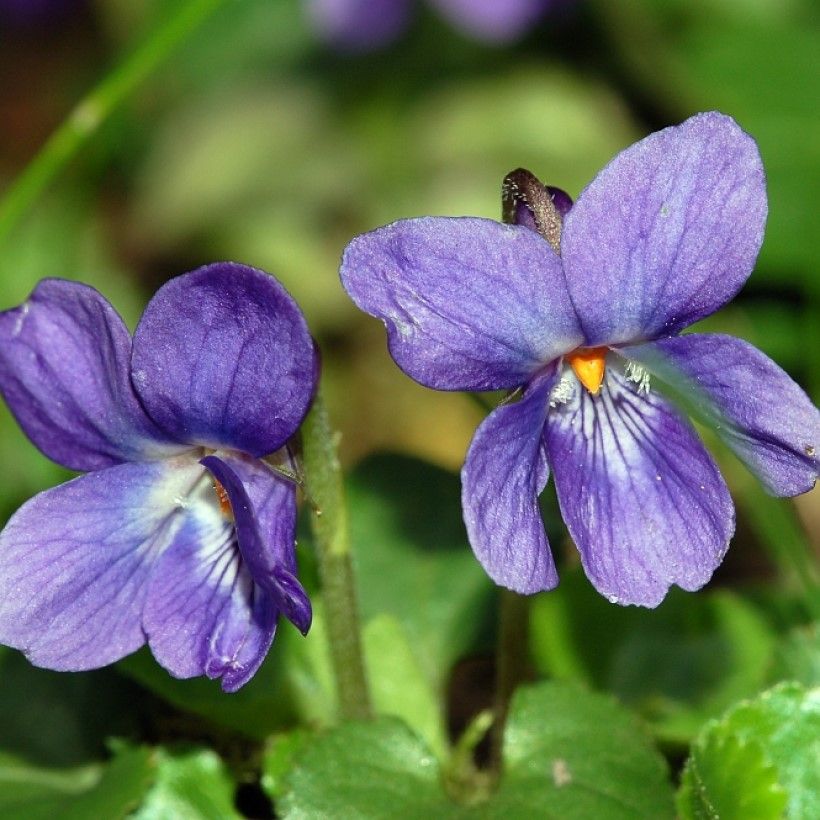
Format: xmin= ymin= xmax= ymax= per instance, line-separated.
xmin=213 ymin=478 xmax=234 ymax=520
xmin=567 ymin=347 xmax=607 ymax=395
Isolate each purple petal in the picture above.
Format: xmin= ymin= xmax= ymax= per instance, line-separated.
xmin=142 ymin=508 xmax=278 ymax=693
xmin=0 ymin=457 xmax=204 ymax=670
xmin=0 ymin=279 xmax=181 ymax=471
xmin=432 ymin=0 xmax=551 ymax=42
xmin=202 ymin=453 xmax=311 ymax=634
xmin=545 ymin=365 xmax=734 ymax=607
xmin=461 ymin=367 xmax=559 ymax=593
xmin=624 ymin=334 xmax=819 ymax=496
xmin=131 ymin=263 xmax=318 ymax=458
xmin=340 ymin=217 xmax=583 ymax=390
xmin=561 ymin=112 xmax=767 ymax=345
xmin=307 ymin=0 xmax=411 ymax=51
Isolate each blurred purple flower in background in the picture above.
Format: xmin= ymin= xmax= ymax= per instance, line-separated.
xmin=0 ymin=0 xmax=78 ymax=25
xmin=0 ymin=264 xmax=317 ymax=691
xmin=341 ymin=112 xmax=819 ymax=607
xmin=308 ymin=0 xmax=555 ymax=51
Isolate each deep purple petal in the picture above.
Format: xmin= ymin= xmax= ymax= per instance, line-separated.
xmin=545 ymin=366 xmax=734 ymax=607
xmin=0 ymin=279 xmax=182 ymax=471
xmin=432 ymin=0 xmax=551 ymax=42
xmin=131 ymin=263 xmax=318 ymax=458
xmin=307 ymin=0 xmax=411 ymax=51
xmin=0 ymin=456 xmax=204 ymax=670
xmin=202 ymin=453 xmax=311 ymax=634
xmin=561 ymin=112 xmax=767 ymax=345
xmin=623 ymin=334 xmax=819 ymax=496
xmin=461 ymin=367 xmax=559 ymax=593
xmin=340 ymin=217 xmax=583 ymax=390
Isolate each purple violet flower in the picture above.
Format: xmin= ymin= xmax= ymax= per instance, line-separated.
xmin=341 ymin=112 xmax=820 ymax=607
xmin=0 ymin=263 xmax=318 ymax=691
xmin=307 ymin=0 xmax=554 ymax=51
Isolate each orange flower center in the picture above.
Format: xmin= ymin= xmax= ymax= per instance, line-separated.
xmin=212 ymin=478 xmax=234 ymax=519
xmin=566 ymin=347 xmax=607 ymax=395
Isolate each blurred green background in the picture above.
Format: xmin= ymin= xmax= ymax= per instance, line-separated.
xmin=0 ymin=0 xmax=818 ymax=816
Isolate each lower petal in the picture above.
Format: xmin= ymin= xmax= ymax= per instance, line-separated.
xmin=461 ymin=368 xmax=559 ymax=594
xmin=0 ymin=457 xmax=203 ymax=670
xmin=623 ymin=334 xmax=819 ymax=496
xmin=545 ymin=367 xmax=734 ymax=607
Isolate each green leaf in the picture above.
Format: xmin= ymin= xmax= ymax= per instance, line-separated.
xmin=364 ymin=615 xmax=449 ymax=759
xmin=272 ymin=682 xmax=674 ymax=817
xmin=678 ymin=682 xmax=819 ymax=819
xmin=0 ymin=746 xmax=155 ymax=820
xmin=132 ymin=747 xmax=240 ymax=820
xmin=347 ymin=454 xmax=494 ymax=691
xmin=770 ymin=624 xmax=820 ymax=687
xmin=530 ymin=569 xmax=776 ymax=743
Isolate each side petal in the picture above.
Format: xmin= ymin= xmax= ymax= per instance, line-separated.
xmin=545 ymin=367 xmax=735 ymax=607
xmin=340 ymin=217 xmax=583 ymax=391
xmin=0 ymin=457 xmax=204 ymax=670
xmin=0 ymin=279 xmax=181 ymax=471
xmin=131 ymin=263 xmax=318 ymax=458
xmin=461 ymin=367 xmax=559 ymax=594
xmin=561 ymin=112 xmax=767 ymax=345
xmin=624 ymin=334 xmax=819 ymax=496
xmin=432 ymin=0 xmax=550 ymax=42
xmin=202 ymin=453 xmax=311 ymax=634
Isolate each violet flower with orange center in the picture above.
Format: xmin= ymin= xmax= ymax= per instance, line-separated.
xmin=341 ymin=112 xmax=819 ymax=606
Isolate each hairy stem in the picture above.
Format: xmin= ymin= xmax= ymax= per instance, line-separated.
xmin=0 ymin=0 xmax=226 ymax=246
xmin=301 ymin=390 xmax=372 ymax=721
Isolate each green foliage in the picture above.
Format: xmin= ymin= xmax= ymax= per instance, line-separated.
xmin=0 ymin=746 xmax=155 ymax=820
xmin=273 ymin=681 xmax=675 ymax=818
xmin=530 ymin=568 xmax=777 ymax=743
xmin=677 ymin=682 xmax=820 ymax=819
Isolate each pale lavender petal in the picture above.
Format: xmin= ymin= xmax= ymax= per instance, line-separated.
xmin=545 ymin=366 xmax=734 ymax=607
xmin=307 ymin=0 xmax=411 ymax=51
xmin=131 ymin=263 xmax=318 ymax=458
xmin=561 ymin=112 xmax=767 ymax=345
xmin=0 ymin=279 xmax=181 ymax=471
xmin=340 ymin=217 xmax=583 ymax=390
xmin=141 ymin=466 xmax=280 ymax=693
xmin=0 ymin=456 xmax=204 ymax=670
xmin=202 ymin=453 xmax=311 ymax=634
xmin=432 ymin=0 xmax=551 ymax=42
xmin=624 ymin=334 xmax=819 ymax=496
xmin=461 ymin=367 xmax=559 ymax=593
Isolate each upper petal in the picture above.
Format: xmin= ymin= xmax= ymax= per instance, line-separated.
xmin=561 ymin=112 xmax=767 ymax=345
xmin=202 ymin=453 xmax=311 ymax=634
xmin=340 ymin=217 xmax=583 ymax=390
xmin=624 ymin=334 xmax=819 ymax=496
xmin=545 ymin=366 xmax=735 ymax=607
xmin=461 ymin=367 xmax=559 ymax=593
xmin=0 ymin=279 xmax=182 ymax=471
xmin=0 ymin=457 xmax=203 ymax=670
xmin=131 ymin=263 xmax=318 ymax=457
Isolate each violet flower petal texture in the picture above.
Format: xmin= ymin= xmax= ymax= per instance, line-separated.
xmin=461 ymin=367 xmax=559 ymax=594
xmin=623 ymin=334 xmax=820 ymax=496
xmin=432 ymin=0 xmax=552 ymax=42
xmin=0 ymin=263 xmax=317 ymax=690
xmin=0 ymin=279 xmax=182 ymax=471
xmin=561 ymin=112 xmax=768 ymax=346
xmin=0 ymin=458 xmax=204 ymax=670
xmin=546 ymin=367 xmax=735 ymax=606
xmin=131 ymin=262 xmax=317 ymax=458
xmin=202 ymin=454 xmax=312 ymax=635
xmin=340 ymin=216 xmax=583 ymax=391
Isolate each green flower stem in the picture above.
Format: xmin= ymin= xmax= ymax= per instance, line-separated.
xmin=301 ymin=390 xmax=373 ymax=721
xmin=489 ymin=588 xmax=531 ymax=771
xmin=0 ymin=0 xmax=226 ymax=247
